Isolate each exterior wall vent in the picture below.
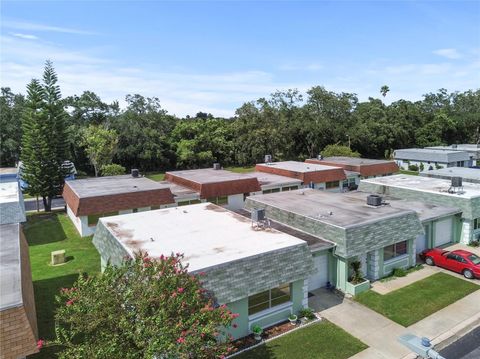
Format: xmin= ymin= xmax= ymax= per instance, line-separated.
xmin=367 ymin=194 xmax=382 ymax=206
xmin=213 ymin=163 xmax=221 ymax=170
xmin=131 ymin=169 xmax=139 ymax=178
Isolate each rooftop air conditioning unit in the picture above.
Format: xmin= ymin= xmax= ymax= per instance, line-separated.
xmin=265 ymin=154 xmax=272 ymax=163
xmin=213 ymin=163 xmax=221 ymax=170
xmin=251 ymin=208 xmax=266 ymax=222
xmin=451 ymin=176 xmax=462 ymax=188
xmin=367 ymin=194 xmax=382 ymax=206
xmin=131 ymin=169 xmax=139 ymax=178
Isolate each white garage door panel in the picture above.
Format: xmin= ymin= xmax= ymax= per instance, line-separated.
xmin=308 ymin=254 xmax=328 ymax=291
xmin=435 ymin=218 xmax=453 ymax=247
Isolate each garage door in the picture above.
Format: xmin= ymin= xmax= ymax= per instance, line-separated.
xmin=308 ymin=254 xmax=328 ymax=291
xmin=435 ymin=218 xmax=453 ymax=247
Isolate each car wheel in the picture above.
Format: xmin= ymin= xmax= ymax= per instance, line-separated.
xmin=425 ymin=257 xmax=435 ymax=266
xmin=463 ymin=269 xmax=474 ymax=279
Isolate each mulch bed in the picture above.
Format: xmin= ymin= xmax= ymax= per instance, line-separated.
xmin=231 ymin=319 xmax=312 ymax=353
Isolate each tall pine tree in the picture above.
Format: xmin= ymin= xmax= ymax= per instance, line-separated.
xmin=21 ymin=61 xmax=68 ymax=211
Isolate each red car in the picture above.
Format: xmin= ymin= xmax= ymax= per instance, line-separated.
xmin=420 ymin=249 xmax=480 ymax=279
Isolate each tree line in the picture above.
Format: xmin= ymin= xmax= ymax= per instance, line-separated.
xmin=1 ymin=63 xmax=479 ymax=177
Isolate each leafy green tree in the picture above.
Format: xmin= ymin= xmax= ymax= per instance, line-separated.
xmin=83 ymin=125 xmax=118 ymax=177
xmin=100 ymin=163 xmax=126 ymax=176
xmin=0 ymin=88 xmax=25 ymax=166
xmin=20 ymin=62 xmax=69 ymax=211
xmin=321 ymin=144 xmax=360 ymax=158
xmin=54 ymin=253 xmax=236 ymax=359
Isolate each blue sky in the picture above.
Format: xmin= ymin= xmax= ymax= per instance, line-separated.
xmin=1 ymin=1 xmax=479 ymax=116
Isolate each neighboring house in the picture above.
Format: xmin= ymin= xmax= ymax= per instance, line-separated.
xmin=426 ymin=144 xmax=480 ymax=167
xmin=360 ymin=175 xmax=480 ymax=244
xmin=393 ymin=148 xmax=471 ymax=170
xmin=0 ymin=180 xmax=39 ymax=359
xmin=255 ymin=161 xmax=347 ymax=191
xmin=244 ymin=189 xmax=460 ymax=295
xmin=0 ymin=167 xmax=18 ymax=183
xmin=164 ymin=168 xmax=261 ymax=210
xmin=420 ymin=167 xmax=480 ymax=185
xmin=92 ymin=203 xmax=313 ymax=339
xmin=306 ymin=157 xmax=399 ymax=188
xmin=62 ymin=175 xmax=176 ymax=237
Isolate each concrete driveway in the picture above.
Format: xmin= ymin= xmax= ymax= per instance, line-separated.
xmin=445 ymin=243 xmax=480 ymax=256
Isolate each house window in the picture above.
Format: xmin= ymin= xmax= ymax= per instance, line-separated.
xmin=248 ymin=283 xmax=291 ymax=315
xmin=326 ymin=181 xmax=339 ymax=189
xmin=262 ymin=188 xmax=281 ymax=194
xmin=151 ymin=205 xmax=160 ymax=210
xmin=207 ymin=196 xmax=228 ymax=205
xmin=87 ymin=212 xmax=118 ymax=227
xmin=383 ymin=241 xmax=408 ymax=261
xmin=281 ymin=185 xmax=299 ymax=191
xmin=474 ymin=218 xmax=480 ymax=230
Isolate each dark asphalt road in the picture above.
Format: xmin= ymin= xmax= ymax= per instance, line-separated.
xmin=440 ymin=326 xmax=480 ymax=359
xmin=24 ymin=197 xmax=66 ymax=211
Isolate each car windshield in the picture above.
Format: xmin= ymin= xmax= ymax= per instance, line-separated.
xmin=468 ymin=254 xmax=480 ymax=265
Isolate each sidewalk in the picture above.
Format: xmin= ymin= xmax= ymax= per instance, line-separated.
xmin=312 ymin=288 xmax=480 ymax=359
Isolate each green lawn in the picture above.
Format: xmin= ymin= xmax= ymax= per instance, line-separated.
xmin=25 ymin=211 xmax=100 ymax=358
xmin=225 ymin=166 xmax=256 ymax=173
xmin=235 ymin=320 xmax=367 ymax=359
xmin=398 ymin=169 xmax=419 ymax=176
xmin=145 ymin=172 xmax=165 ymax=181
xmin=355 ymin=272 xmax=478 ymax=327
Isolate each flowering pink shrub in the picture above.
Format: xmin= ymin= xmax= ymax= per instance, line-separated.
xmin=54 ymin=252 xmax=236 ymax=358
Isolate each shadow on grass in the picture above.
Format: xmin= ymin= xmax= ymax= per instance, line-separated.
xmin=25 ymin=212 xmax=68 ymax=246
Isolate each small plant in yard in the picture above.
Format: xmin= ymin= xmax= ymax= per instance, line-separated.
xmin=299 ymin=307 xmax=316 ymax=320
xmin=288 ymin=314 xmax=298 ymax=325
xmin=54 ymin=252 xmax=236 ymax=359
xmin=469 ymin=240 xmax=480 ymax=248
xmin=252 ymin=325 xmax=263 ymax=340
xmin=349 ymin=260 xmax=365 ymax=284
xmin=393 ymin=267 xmax=407 ymax=277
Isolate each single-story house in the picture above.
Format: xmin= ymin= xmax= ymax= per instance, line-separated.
xmin=393 ymin=148 xmax=471 ymax=170
xmin=62 ymin=174 xmax=176 ymax=237
xmin=306 ymin=156 xmax=399 ymax=186
xmin=92 ymin=203 xmax=313 ymax=339
xmin=0 ymin=180 xmax=38 ymax=359
xmin=420 ymin=167 xmax=480 ymax=184
xmin=359 ymin=175 xmax=480 ymax=244
xmin=426 ymin=144 xmax=480 ymax=167
xmin=255 ymin=161 xmax=346 ymax=191
xmin=164 ymin=168 xmax=261 ymax=210
xmin=244 ymin=188 xmax=460 ymax=295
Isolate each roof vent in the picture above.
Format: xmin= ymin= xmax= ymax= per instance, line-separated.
xmin=317 ymin=154 xmax=324 ymax=160
xmin=251 ymin=208 xmax=265 ymax=222
xmin=213 ymin=163 xmax=221 ymax=170
xmin=451 ymin=176 xmax=462 ymax=188
xmin=367 ymin=194 xmax=382 ymax=206
xmin=131 ymin=169 xmax=139 ymax=178
xmin=265 ymin=154 xmax=272 ymax=164
xmin=452 ymin=144 xmax=458 ymax=149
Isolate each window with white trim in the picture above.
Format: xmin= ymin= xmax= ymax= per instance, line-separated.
xmin=248 ymin=283 xmax=291 ymax=315
xmin=383 ymin=241 xmax=408 ymax=261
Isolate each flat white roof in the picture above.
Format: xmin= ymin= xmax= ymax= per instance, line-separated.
xmin=361 ymin=174 xmax=480 ymax=199
xmin=258 ymin=161 xmax=340 ymax=173
xmin=0 ymin=180 xmax=20 ymax=204
xmin=0 ymin=224 xmax=22 ymax=310
xmin=100 ymin=203 xmax=306 ymax=272
xmin=421 ymin=167 xmax=480 ymax=181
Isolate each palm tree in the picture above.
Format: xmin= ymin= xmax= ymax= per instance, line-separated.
xmin=380 ymin=85 xmax=390 ymax=97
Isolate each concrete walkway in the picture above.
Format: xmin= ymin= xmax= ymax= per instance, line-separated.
xmin=309 ymin=287 xmax=480 ymax=359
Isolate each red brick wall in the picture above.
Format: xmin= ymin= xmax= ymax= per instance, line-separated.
xmin=255 ymin=164 xmax=346 ymax=183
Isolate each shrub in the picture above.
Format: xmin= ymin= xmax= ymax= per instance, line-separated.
xmin=100 ymin=163 xmax=126 ymax=176
xmin=299 ymin=307 xmax=316 ymax=320
xmin=408 ymin=164 xmax=419 ymax=172
xmin=393 ymin=268 xmax=407 ymax=277
xmin=54 ymin=253 xmax=235 ymax=358
xmin=419 ymin=163 xmax=424 ymax=171
xmin=252 ymin=325 xmax=263 ymax=334
xmin=469 ymin=240 xmax=480 ymax=248
xmin=349 ymin=260 xmax=364 ymax=284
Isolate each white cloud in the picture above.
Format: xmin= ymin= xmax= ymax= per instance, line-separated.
xmin=433 ymin=48 xmax=462 ymax=59
xmin=2 ymin=19 xmax=95 ymax=35
xmin=11 ymin=33 xmax=39 ymax=40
